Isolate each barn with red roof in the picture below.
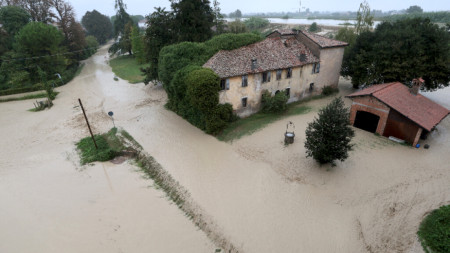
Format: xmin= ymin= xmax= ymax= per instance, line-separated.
xmin=346 ymin=79 xmax=450 ymax=146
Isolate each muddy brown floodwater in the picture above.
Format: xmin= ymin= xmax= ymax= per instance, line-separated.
xmin=1 ymin=44 xmax=449 ymax=253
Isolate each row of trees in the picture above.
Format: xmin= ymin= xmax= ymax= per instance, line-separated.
xmin=0 ymin=2 xmax=95 ymax=91
xmin=335 ymin=1 xmax=449 ymax=90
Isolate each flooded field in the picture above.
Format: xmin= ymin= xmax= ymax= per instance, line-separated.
xmin=1 ymin=44 xmax=449 ymax=253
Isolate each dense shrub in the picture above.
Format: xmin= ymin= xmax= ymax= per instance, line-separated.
xmin=418 ymin=205 xmax=450 ymax=253
xmin=167 ymin=65 xmax=202 ymax=110
xmin=261 ymin=90 xmax=288 ymax=113
xmin=158 ymin=42 xmax=209 ymax=88
xmin=321 ymin=85 xmax=339 ymax=96
xmin=243 ymin=17 xmax=270 ymax=30
xmin=186 ymin=68 xmax=220 ymax=114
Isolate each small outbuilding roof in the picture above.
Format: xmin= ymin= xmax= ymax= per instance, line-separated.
xmin=347 ymin=82 xmax=450 ymax=131
xmin=203 ymin=37 xmax=319 ymax=78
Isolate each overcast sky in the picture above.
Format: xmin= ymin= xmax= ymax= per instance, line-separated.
xmin=72 ymin=0 xmax=450 ymax=20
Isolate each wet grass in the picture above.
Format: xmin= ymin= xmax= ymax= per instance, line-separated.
xmin=217 ymin=89 xmax=340 ymax=142
xmin=417 ymin=205 xmax=450 ymax=253
xmin=109 ymin=55 xmax=149 ymax=84
xmin=0 ymin=92 xmax=58 ymax=103
xmin=217 ymin=104 xmax=312 ymax=142
xmin=76 ymin=128 xmax=124 ymax=165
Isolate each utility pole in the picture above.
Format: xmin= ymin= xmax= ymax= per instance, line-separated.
xmin=78 ymin=98 xmax=98 ymax=149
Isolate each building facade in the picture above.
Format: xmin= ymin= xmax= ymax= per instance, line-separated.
xmin=203 ymin=29 xmax=347 ymax=117
xmin=346 ymin=80 xmax=450 ymax=146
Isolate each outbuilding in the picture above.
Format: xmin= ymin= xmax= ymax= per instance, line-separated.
xmin=346 ymin=79 xmax=450 ymax=146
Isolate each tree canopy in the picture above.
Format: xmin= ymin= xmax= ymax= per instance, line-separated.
xmin=170 ymin=0 xmax=214 ymax=42
xmin=342 ymin=18 xmax=450 ymax=90
xmin=13 ymin=22 xmax=66 ymax=82
xmin=304 ymin=97 xmax=354 ymax=166
xmin=81 ymin=10 xmax=113 ymax=44
xmin=406 ymin=5 xmax=423 ymax=14
xmin=355 ymin=0 xmax=373 ymax=34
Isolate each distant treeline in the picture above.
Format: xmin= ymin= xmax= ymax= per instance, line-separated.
xmin=380 ymin=12 xmax=450 ymax=23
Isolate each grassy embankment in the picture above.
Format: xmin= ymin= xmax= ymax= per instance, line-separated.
xmin=217 ymin=90 xmax=342 ymax=142
xmin=0 ymin=92 xmax=59 ymax=103
xmin=109 ymin=55 xmax=149 ymax=84
xmin=417 ymin=205 xmax=450 ymax=253
xmin=76 ymin=128 xmax=126 ymax=165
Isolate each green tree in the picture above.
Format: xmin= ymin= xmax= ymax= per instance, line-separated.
xmin=343 ymin=18 xmax=450 ymax=90
xmin=0 ymin=6 xmax=30 ymax=36
xmin=131 ymin=26 xmax=144 ymax=63
xmin=170 ymin=0 xmax=214 ymax=42
xmin=113 ymin=0 xmax=133 ymax=37
xmin=81 ymin=10 xmax=113 ymax=44
xmin=142 ymin=7 xmax=176 ymax=84
xmin=355 ymin=0 xmax=373 ymax=34
xmin=229 ymin=9 xmax=242 ymax=18
xmin=304 ymin=97 xmax=354 ymax=166
xmin=0 ymin=5 xmax=30 ymax=52
xmin=212 ymin=0 xmax=225 ymax=34
xmin=308 ymin=22 xmax=320 ymax=32
xmin=84 ymin=35 xmax=99 ymax=57
xmin=406 ymin=5 xmax=423 ymax=14
xmin=228 ymin=19 xmax=248 ymax=33
xmin=13 ymin=22 xmax=66 ymax=82
xmin=244 ymin=17 xmax=269 ymax=31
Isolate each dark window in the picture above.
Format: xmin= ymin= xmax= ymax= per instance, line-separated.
xmin=262 ymin=72 xmax=268 ymax=83
xmin=262 ymin=71 xmax=271 ymax=83
xmin=241 ymin=97 xmax=247 ymax=107
xmin=286 ymin=68 xmax=292 ymax=78
xmin=312 ymin=63 xmax=320 ymax=74
xmin=242 ymin=75 xmax=248 ymax=87
xmin=220 ymin=79 xmax=230 ymax=90
xmin=309 ymin=83 xmax=314 ymax=91
xmin=276 ymin=70 xmax=282 ymax=80
xmin=286 ymin=88 xmax=290 ymax=97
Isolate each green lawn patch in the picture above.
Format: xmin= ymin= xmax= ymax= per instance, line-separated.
xmin=217 ymin=103 xmax=312 ymax=142
xmin=109 ymin=55 xmax=149 ymax=84
xmin=0 ymin=92 xmax=55 ymax=103
xmin=76 ymin=128 xmax=125 ymax=165
xmin=418 ymin=205 xmax=450 ymax=253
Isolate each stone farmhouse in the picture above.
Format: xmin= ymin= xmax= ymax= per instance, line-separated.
xmin=346 ymin=79 xmax=450 ymax=146
xmin=203 ymin=29 xmax=348 ymax=117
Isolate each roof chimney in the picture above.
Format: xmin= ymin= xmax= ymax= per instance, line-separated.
xmin=410 ymin=78 xmax=424 ymax=96
xmin=251 ymin=59 xmax=257 ymax=71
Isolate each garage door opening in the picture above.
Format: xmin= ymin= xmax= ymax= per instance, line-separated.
xmin=353 ymin=111 xmax=380 ymax=133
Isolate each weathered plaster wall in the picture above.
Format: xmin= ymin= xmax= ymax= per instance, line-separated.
xmin=219 ymin=65 xmax=321 ymax=117
xmin=315 ymin=47 xmax=345 ymax=88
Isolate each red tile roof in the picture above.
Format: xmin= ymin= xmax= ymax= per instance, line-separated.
xmin=300 ymin=30 xmax=348 ymax=48
xmin=267 ymin=29 xmax=349 ymax=48
xmin=347 ymin=82 xmax=450 ymax=131
xmin=203 ymin=37 xmax=319 ymax=78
